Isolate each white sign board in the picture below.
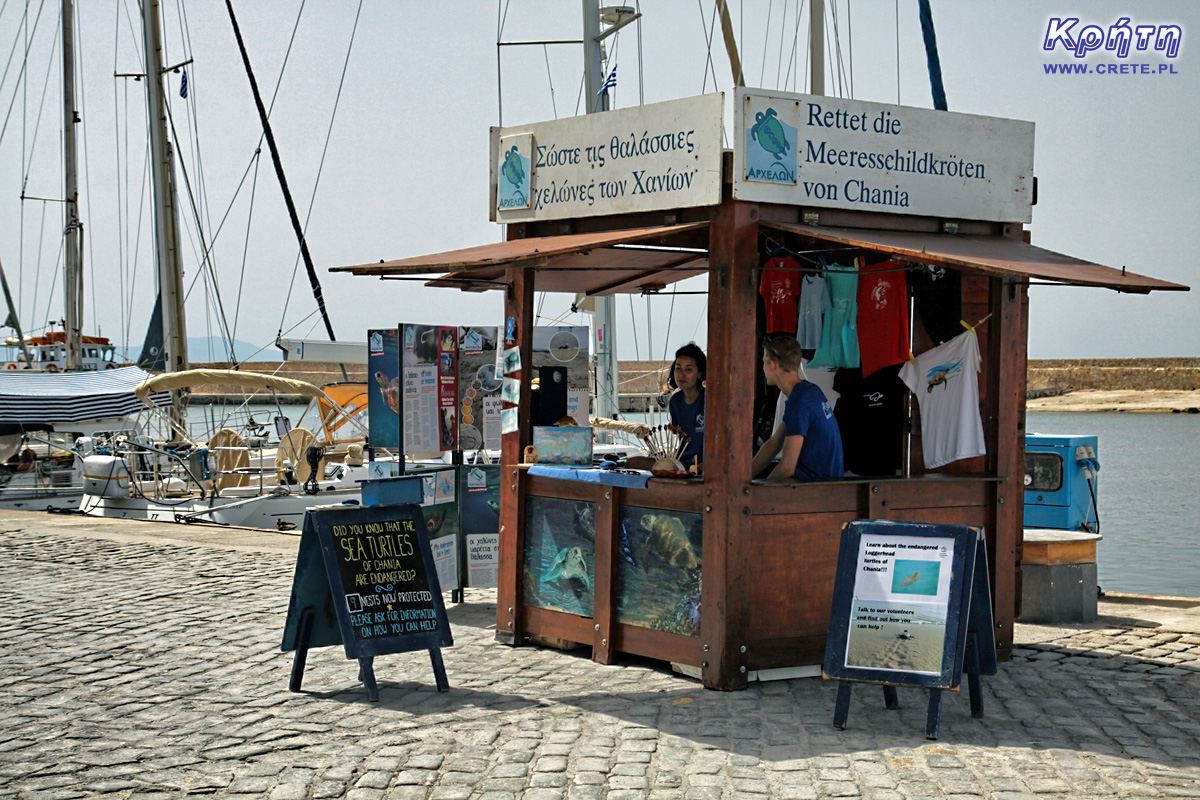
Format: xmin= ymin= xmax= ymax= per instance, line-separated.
xmin=490 ymin=94 xmax=725 ymax=222
xmin=466 ymin=532 xmax=499 ymax=589
xmin=733 ymin=87 xmax=1035 ymax=223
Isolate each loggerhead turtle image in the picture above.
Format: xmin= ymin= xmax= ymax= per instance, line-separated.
xmin=374 ymin=370 xmax=400 ymax=414
xmin=750 ymin=108 xmax=790 ymax=161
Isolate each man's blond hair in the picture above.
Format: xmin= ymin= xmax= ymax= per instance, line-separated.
xmin=762 ymin=336 xmax=804 ymax=373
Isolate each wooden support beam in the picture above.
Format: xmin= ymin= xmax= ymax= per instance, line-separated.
xmin=496 ymin=265 xmax=535 ymax=645
xmin=700 ymin=186 xmax=759 ymax=690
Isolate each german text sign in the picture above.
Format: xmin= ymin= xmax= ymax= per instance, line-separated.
xmin=734 ymin=87 xmax=1035 ymax=222
xmin=490 ymin=94 xmax=724 ymax=222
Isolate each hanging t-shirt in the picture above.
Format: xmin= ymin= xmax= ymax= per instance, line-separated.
xmin=899 ymin=331 xmax=985 ymax=470
xmin=808 ymin=263 xmax=860 ymax=369
xmin=833 ymin=365 xmax=907 ymax=476
xmin=796 ymin=274 xmax=830 ymax=349
xmin=782 ymin=381 xmax=843 ymax=481
xmin=668 ymin=391 xmax=705 ymax=463
xmin=759 ymin=256 xmax=802 ymax=334
xmin=774 ymin=360 xmax=839 ymax=432
xmin=909 ymin=264 xmax=962 ymax=346
xmin=856 ymin=260 xmax=910 ymax=377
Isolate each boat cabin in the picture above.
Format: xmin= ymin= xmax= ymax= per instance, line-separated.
xmin=334 ymin=91 xmax=1186 ymax=690
xmin=4 ymin=331 xmax=117 ymax=372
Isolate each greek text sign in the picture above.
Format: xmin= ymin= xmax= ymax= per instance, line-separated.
xmin=490 ymin=94 xmax=724 ymax=222
xmin=734 ymin=87 xmax=1035 ymax=223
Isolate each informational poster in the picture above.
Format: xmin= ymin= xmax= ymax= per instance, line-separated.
xmin=461 ymin=465 xmax=500 ymax=588
xmin=430 ymin=534 xmax=458 ymax=595
xmin=844 ymin=533 xmax=954 ymax=675
xmin=366 ymin=329 xmax=400 ymax=450
xmin=402 ymin=324 xmax=458 ymax=453
xmin=457 ymin=327 xmax=501 ymax=452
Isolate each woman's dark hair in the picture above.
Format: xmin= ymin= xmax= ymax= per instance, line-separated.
xmin=667 ymin=342 xmax=707 ymax=390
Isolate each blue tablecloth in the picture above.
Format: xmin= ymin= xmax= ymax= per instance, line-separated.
xmin=526 ymin=465 xmax=651 ymax=489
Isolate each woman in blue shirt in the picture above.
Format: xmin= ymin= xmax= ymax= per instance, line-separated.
xmin=667 ymin=343 xmax=706 ymax=467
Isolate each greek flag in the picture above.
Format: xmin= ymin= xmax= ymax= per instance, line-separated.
xmin=597 ymin=65 xmax=616 ymax=95
xmin=179 ymin=69 xmax=188 ymax=99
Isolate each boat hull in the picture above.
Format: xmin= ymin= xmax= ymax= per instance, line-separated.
xmin=80 ymin=488 xmax=362 ymax=530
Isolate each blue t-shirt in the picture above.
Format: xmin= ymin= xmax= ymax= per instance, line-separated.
xmin=668 ymin=391 xmax=705 ymax=462
xmin=783 ymin=381 xmax=844 ymax=481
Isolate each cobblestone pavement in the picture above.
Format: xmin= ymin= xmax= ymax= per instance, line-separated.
xmin=1 ymin=518 xmax=1199 ymax=800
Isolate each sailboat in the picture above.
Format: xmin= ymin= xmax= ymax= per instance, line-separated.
xmin=74 ymin=0 xmax=379 ymax=529
xmin=0 ymin=0 xmax=168 ymax=510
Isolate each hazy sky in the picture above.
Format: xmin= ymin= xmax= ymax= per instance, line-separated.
xmin=0 ymin=0 xmax=1195 ymax=362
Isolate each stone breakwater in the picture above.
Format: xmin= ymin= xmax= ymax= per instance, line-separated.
xmin=1028 ymin=358 xmax=1200 ymax=393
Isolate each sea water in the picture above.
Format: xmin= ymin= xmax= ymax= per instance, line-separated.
xmin=1027 ymin=411 xmax=1200 ymax=598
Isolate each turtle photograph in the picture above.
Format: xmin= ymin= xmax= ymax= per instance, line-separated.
xmin=615 ymin=507 xmax=704 ymax=637
xmin=522 ymin=496 xmax=597 ymax=618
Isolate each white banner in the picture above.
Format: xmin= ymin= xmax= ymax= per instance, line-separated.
xmin=734 ymin=87 xmax=1035 ymax=223
xmin=490 ymin=94 xmax=725 ymax=222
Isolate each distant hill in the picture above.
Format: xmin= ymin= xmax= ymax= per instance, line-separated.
xmin=186 ymin=337 xmax=280 ymax=362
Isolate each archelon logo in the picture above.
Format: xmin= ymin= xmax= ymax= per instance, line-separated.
xmin=745 ymin=107 xmax=797 ymax=185
xmin=497 ymin=145 xmax=530 ymax=210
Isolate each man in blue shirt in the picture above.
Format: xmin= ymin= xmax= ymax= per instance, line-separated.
xmin=751 ymin=335 xmax=844 ymax=482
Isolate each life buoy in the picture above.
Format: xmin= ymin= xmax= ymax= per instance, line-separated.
xmin=44 ymin=363 xmax=58 ymax=372
xmin=104 ymin=363 xmax=116 ymax=370
xmin=5 ymin=363 xmax=15 ymax=370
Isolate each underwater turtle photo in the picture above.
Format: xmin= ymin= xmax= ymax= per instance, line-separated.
xmin=750 ymin=107 xmax=790 ymax=161
xmin=374 ymin=370 xmax=400 ymax=414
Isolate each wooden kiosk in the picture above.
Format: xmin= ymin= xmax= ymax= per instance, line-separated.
xmin=335 ymin=91 xmax=1186 ymax=690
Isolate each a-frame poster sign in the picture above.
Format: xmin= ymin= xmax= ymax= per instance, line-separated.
xmin=282 ymin=504 xmax=453 ymax=700
xmin=822 ymin=520 xmax=998 ymax=739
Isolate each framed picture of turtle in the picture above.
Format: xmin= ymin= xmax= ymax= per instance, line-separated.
xmin=367 ymin=329 xmax=401 ymax=450
xmin=616 ymin=507 xmax=703 ymax=637
xmin=522 ymin=496 xmax=596 ymax=618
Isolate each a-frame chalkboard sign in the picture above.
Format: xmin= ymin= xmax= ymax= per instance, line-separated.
xmin=281 ymin=504 xmax=453 ymax=700
xmin=822 ymin=520 xmax=998 ymax=739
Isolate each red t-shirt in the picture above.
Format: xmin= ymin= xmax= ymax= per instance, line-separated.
xmin=759 ymin=256 xmax=802 ymax=334
xmin=856 ymin=259 xmax=910 ymax=377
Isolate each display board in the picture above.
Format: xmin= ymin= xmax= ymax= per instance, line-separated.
xmin=367 ymin=329 xmax=400 ymax=450
xmin=281 ymin=504 xmax=453 ymax=698
xmin=822 ymin=519 xmax=997 ymax=739
xmin=400 ymin=324 xmax=459 ymax=453
xmin=460 ymin=465 xmax=501 ymax=588
xmin=457 ymin=326 xmax=501 ymax=452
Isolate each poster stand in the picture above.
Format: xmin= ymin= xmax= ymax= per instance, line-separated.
xmin=282 ymin=504 xmax=453 ymax=701
xmin=823 ymin=520 xmax=997 ymax=739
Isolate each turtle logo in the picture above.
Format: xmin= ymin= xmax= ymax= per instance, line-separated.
xmin=745 ymin=106 xmax=797 ymax=185
xmin=497 ymin=143 xmax=531 ymax=210
xmin=925 ymin=359 xmax=963 ymax=393
xmin=750 ymin=108 xmax=790 ymax=161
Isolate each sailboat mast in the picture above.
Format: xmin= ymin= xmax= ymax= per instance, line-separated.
xmin=810 ymin=0 xmax=825 ymax=95
xmin=61 ymin=0 xmax=83 ymax=371
xmin=582 ymin=0 xmax=619 ymax=429
xmin=142 ymin=0 xmax=189 ymax=381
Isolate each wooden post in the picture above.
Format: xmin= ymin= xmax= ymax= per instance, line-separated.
xmin=592 ymin=486 xmax=618 ymax=664
xmin=988 ymin=266 xmax=1028 ymax=661
xmin=700 ymin=176 xmax=758 ymax=690
xmin=496 ymin=265 xmax=535 ymax=645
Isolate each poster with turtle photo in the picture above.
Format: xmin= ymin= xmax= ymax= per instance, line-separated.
xmin=367 ymin=329 xmax=400 ymax=450
xmin=616 ymin=507 xmax=703 ymax=637
xmin=532 ymin=326 xmax=590 ymax=423
xmin=401 ymin=324 xmax=459 ymax=453
xmin=522 ymin=496 xmax=596 ymax=618
xmin=457 ymin=327 xmax=500 ymax=452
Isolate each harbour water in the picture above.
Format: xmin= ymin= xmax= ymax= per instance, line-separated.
xmin=1027 ymin=411 xmax=1200 ymax=598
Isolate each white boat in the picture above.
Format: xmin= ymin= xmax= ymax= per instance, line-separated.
xmin=0 ymin=366 xmax=167 ymax=510
xmin=79 ymin=369 xmax=374 ymax=529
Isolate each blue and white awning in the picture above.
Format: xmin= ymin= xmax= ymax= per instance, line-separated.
xmin=0 ymin=366 xmax=171 ymax=425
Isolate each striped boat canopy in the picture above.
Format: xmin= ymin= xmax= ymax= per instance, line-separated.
xmin=0 ymin=366 xmax=171 ymax=425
